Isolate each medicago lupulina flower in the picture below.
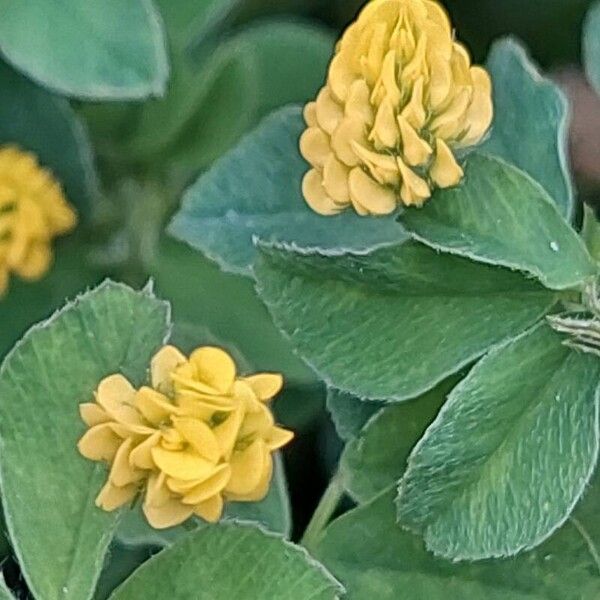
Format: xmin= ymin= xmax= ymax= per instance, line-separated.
xmin=300 ymin=0 xmax=493 ymax=215
xmin=78 ymin=345 xmax=293 ymax=529
xmin=0 ymin=146 xmax=77 ymax=295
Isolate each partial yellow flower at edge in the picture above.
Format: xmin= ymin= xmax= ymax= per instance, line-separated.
xmin=77 ymin=344 xmax=293 ymax=529
xmin=299 ymin=0 xmax=493 ymax=216
xmin=0 ymin=145 xmax=77 ymax=296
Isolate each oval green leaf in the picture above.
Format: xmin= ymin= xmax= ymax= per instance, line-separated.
xmin=0 ymin=281 xmax=170 ymax=600
xmin=255 ymin=241 xmax=556 ymax=401
xmin=482 ymin=38 xmax=574 ymax=220
xmin=397 ymin=322 xmax=600 ymax=560
xmin=401 ymin=154 xmax=596 ymax=291
xmin=0 ymin=0 xmax=169 ymax=100
xmin=110 ymin=523 xmax=343 ymax=599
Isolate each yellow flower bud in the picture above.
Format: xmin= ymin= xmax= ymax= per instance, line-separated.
xmin=299 ymin=0 xmax=493 ymax=216
xmin=0 ymin=145 xmax=77 ymax=295
xmin=77 ymin=345 xmax=293 ymax=529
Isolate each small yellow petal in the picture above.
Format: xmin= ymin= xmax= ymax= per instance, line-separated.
xmin=172 ymin=417 xmax=220 ymax=463
xmin=96 ymin=481 xmax=137 ymax=511
xmin=213 ymin=404 xmax=245 ymax=460
xmin=182 ymin=465 xmax=231 ymax=505
xmin=322 ymin=154 xmax=351 ymax=205
xmin=401 ymin=77 xmax=426 ymax=130
xmin=266 ymin=427 xmax=295 ymax=451
xmin=344 ymin=80 xmax=373 ymax=125
xmin=96 ymin=374 xmax=143 ymax=426
xmin=109 ymin=438 xmax=143 ymax=487
xmin=193 ymin=494 xmax=224 ymax=523
xmin=331 ymin=116 xmax=367 ymax=167
xmin=129 ymin=431 xmax=161 ymax=470
xmin=78 ymin=423 xmax=122 ymax=462
xmin=430 ymin=138 xmax=464 ymax=188
xmin=239 ymin=403 xmax=275 ymax=439
xmin=301 ymin=169 xmax=344 ymax=216
xmin=143 ymin=499 xmax=194 ymax=529
xmin=397 ymin=157 xmax=431 ymax=206
xmin=243 ymin=373 xmax=283 ymax=401
xmin=134 ymin=386 xmax=178 ymax=426
xmin=150 ymin=345 xmax=187 ymax=394
xmin=370 ymin=97 xmax=399 ymax=149
xmin=188 ymin=346 xmax=236 ymax=394
xmin=303 ymin=101 xmax=318 ymax=127
xmin=145 ymin=472 xmax=170 ymax=507
xmin=225 ymin=439 xmax=266 ymax=496
xmin=397 ymin=115 xmax=432 ymax=167
xmin=151 ymin=447 xmax=216 ymax=481
xmin=299 ymin=127 xmax=331 ymax=169
xmin=348 ymin=167 xmax=397 ymax=215
xmin=226 ymin=450 xmax=272 ymax=502
xmin=315 ymin=87 xmax=344 ymax=135
xmin=13 ymin=243 xmax=51 ymax=280
xmin=79 ymin=403 xmax=110 ymax=427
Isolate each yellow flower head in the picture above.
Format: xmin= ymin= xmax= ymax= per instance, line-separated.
xmin=299 ymin=0 xmax=493 ymax=215
xmin=77 ymin=345 xmax=293 ymax=529
xmin=0 ymin=145 xmax=77 ymax=295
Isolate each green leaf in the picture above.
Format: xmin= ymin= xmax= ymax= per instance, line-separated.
xmin=0 ymin=0 xmax=169 ymax=100
xmin=326 ymin=388 xmax=382 ymax=442
xmin=254 ymin=240 xmax=556 ymax=401
xmin=481 ymin=38 xmax=574 ymax=220
xmin=341 ymin=377 xmax=458 ymax=503
xmin=314 ymin=488 xmax=600 ymax=600
xmin=397 ymin=322 xmax=600 ymax=560
xmin=117 ymin=454 xmax=292 ymax=547
xmin=169 ymin=106 xmax=408 ymax=275
xmin=0 ymin=281 xmax=170 ymax=600
xmin=401 ymin=154 xmax=595 ymax=291
xmin=584 ymin=2 xmax=600 ymax=96
xmin=110 ymin=523 xmax=343 ymax=599
xmin=0 ymin=60 xmax=98 ymax=214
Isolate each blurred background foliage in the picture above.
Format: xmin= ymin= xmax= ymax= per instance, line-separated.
xmin=0 ymin=2 xmax=599 ymax=592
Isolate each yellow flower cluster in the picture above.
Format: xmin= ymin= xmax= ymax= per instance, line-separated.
xmin=0 ymin=145 xmax=77 ymax=295
xmin=300 ymin=0 xmax=493 ymax=215
xmin=78 ymin=346 xmax=293 ymax=529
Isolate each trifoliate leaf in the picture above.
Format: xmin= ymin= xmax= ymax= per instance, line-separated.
xmin=482 ymin=38 xmax=574 ymax=220
xmin=254 ymin=240 xmax=556 ymax=401
xmin=0 ymin=281 xmax=170 ymax=600
xmin=110 ymin=522 xmax=343 ymax=599
xmin=397 ymin=322 xmax=600 ymax=560
xmin=0 ymin=0 xmax=169 ymax=100
xmin=401 ymin=154 xmax=595 ymax=291
xmin=315 ymin=487 xmax=600 ymax=600
xmin=169 ymin=106 xmax=408 ymax=276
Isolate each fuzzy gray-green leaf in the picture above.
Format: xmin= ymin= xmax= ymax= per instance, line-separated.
xmin=255 ymin=241 xmax=555 ymax=401
xmin=0 ymin=281 xmax=170 ymax=600
xmin=397 ymin=322 xmax=600 ymax=560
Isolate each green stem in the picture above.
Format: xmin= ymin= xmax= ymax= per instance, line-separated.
xmin=301 ymin=471 xmax=344 ymax=552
